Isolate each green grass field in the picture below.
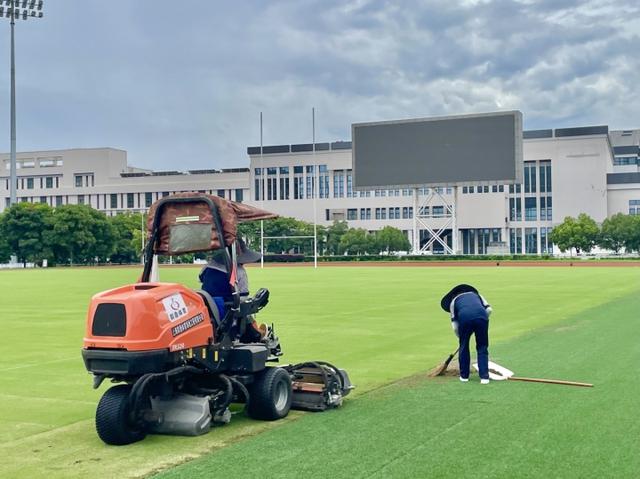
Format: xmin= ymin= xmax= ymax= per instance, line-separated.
xmin=0 ymin=265 xmax=638 ymax=478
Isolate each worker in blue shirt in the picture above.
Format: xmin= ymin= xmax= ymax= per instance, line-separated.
xmin=441 ymin=284 xmax=492 ymax=384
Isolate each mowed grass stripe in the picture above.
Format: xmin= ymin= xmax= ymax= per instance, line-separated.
xmin=0 ymin=266 xmax=637 ymax=478
xmin=156 ymin=292 xmax=640 ymax=479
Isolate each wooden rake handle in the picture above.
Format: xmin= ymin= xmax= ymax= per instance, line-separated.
xmin=509 ymin=376 xmax=593 ymax=388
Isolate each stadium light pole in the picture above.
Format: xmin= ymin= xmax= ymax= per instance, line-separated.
xmin=2 ymin=0 xmax=44 ymax=206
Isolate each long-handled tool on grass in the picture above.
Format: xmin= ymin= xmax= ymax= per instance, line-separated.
xmin=430 ymin=347 xmax=459 ymax=377
xmin=473 ymin=361 xmax=593 ymax=387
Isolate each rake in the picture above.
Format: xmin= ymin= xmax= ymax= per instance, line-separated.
xmin=473 ymin=361 xmax=593 ymax=387
xmin=430 ymin=347 xmax=459 ymax=377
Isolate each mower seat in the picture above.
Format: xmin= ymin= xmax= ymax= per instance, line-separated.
xmin=196 ymin=289 xmax=221 ymax=329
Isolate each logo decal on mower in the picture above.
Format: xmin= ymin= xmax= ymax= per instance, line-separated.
xmin=171 ymin=313 xmax=205 ymax=337
xmin=162 ymin=293 xmax=188 ymax=322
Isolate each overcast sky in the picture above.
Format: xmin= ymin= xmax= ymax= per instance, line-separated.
xmin=0 ymin=0 xmax=638 ymax=170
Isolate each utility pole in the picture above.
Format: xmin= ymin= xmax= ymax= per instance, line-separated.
xmin=1 ymin=0 xmax=44 ymax=206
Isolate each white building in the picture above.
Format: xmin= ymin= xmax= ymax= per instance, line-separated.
xmin=247 ymin=126 xmax=640 ymax=255
xmin=0 ymin=148 xmax=250 ymax=216
xmin=2 ymin=125 xmax=639 ymax=255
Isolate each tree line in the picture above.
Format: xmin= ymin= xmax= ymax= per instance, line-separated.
xmin=549 ymin=213 xmax=640 ymax=255
xmin=238 ymin=218 xmax=411 ymax=256
xmin=0 ymin=203 xmax=144 ymax=266
xmin=0 ymin=203 xmax=412 ymax=266
xmin=3 ymin=202 xmax=636 ymax=265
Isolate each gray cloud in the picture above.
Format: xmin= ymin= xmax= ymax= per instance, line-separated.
xmin=0 ymin=0 xmax=638 ymax=170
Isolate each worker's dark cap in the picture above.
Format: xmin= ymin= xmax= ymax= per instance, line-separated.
xmin=440 ymin=284 xmax=478 ymax=312
xmin=236 ymin=239 xmax=261 ymax=264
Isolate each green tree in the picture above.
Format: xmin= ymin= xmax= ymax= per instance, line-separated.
xmin=325 ymin=220 xmax=349 ymax=255
xmin=549 ymin=213 xmax=599 ymax=255
xmin=110 ymin=212 xmax=144 ymax=264
xmin=89 ymin=208 xmax=116 ymax=263
xmin=624 ymin=215 xmax=640 ymax=253
xmin=1 ymin=202 xmax=54 ymax=266
xmin=599 ymin=213 xmax=634 ymax=253
xmin=340 ymin=228 xmax=376 ymax=255
xmin=375 ymin=226 xmax=411 ymax=254
xmin=0 ymin=213 xmax=11 ymax=263
xmin=47 ymin=205 xmax=115 ymax=265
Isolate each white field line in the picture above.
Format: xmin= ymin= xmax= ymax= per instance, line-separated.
xmin=0 ymin=356 xmax=78 ymax=372
xmin=0 ymin=392 xmax=94 ymax=405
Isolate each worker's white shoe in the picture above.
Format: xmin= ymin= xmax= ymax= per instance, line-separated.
xmin=459 ymin=377 xmax=469 ymax=382
xmin=480 ymin=379 xmax=490 ymax=385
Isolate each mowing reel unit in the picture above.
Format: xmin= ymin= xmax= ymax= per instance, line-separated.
xmin=286 ymin=362 xmax=354 ymax=411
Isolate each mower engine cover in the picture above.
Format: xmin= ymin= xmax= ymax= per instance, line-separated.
xmin=82 ymin=283 xmax=213 ymax=376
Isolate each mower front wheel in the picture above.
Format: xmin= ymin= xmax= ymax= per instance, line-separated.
xmin=96 ymin=384 xmax=146 ymax=445
xmin=248 ymin=367 xmax=292 ymax=421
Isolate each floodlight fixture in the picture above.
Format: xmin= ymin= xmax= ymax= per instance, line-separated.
xmin=2 ymin=0 xmax=45 ymax=206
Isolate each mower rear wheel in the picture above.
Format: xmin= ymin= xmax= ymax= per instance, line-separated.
xmin=248 ymin=367 xmax=292 ymax=421
xmin=96 ymin=384 xmax=146 ymax=445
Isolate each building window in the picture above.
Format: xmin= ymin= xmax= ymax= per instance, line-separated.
xmin=509 ymin=197 xmax=522 ymax=221
xmin=45 ymin=177 xmax=53 ymax=188
xmin=293 ymin=166 xmax=303 ymax=174
xmin=255 ymin=168 xmax=262 ymax=176
xmin=294 ymin=176 xmax=304 ymax=200
xmin=333 ymin=171 xmax=345 ymax=198
xmin=388 ymin=207 xmax=400 ymax=219
xmin=510 ymin=228 xmax=522 ymax=254
xmin=110 ymin=194 xmax=118 ymax=209
xmin=524 ymin=197 xmax=537 ymax=221
xmin=235 ymin=189 xmax=243 ymax=203
xmin=347 ymin=208 xmax=357 ymax=220
xmin=432 ymin=206 xmax=444 ymax=217
xmin=319 ymin=167 xmax=329 ymax=198
xmin=402 ymin=207 xmax=409 ymax=219
xmin=629 ymin=200 xmax=640 ymax=215
xmin=26 ymin=178 xmax=34 ymax=189
xmin=491 ymin=185 xmax=497 ymax=193
xmin=346 ymin=172 xmax=353 ymax=198
xmin=75 ymin=175 xmax=83 ymax=187
xmin=55 ymin=195 xmax=63 ymax=207
xmin=145 ymin=192 xmax=153 ymax=207
xmin=525 ymin=227 xmax=538 ymax=254
xmin=279 ymin=166 xmax=289 ymax=175
xmin=127 ymin=193 xmax=134 ymax=208
xmin=77 ymin=195 xmax=84 ymax=205
xmin=279 ymin=177 xmax=290 ymax=200
xmin=216 ymin=189 xmax=225 ymax=198
xmin=499 ymin=185 xmax=504 ymax=192
xmin=306 ymin=175 xmax=314 ymax=199
xmin=614 ymin=156 xmax=638 ymax=166
xmin=524 ymin=161 xmax=537 ymax=193
xmin=375 ymin=208 xmax=387 ymax=220
xmin=539 ymin=160 xmax=551 ymax=192
xmin=540 ymin=196 xmax=552 ymax=220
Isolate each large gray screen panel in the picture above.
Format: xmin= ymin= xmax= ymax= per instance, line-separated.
xmin=352 ymin=111 xmax=523 ymax=188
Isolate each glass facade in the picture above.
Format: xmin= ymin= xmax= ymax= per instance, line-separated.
xmin=524 ymin=197 xmax=537 ymax=221
xmin=510 ymin=228 xmax=522 ymax=254
xmin=525 ymin=227 xmax=538 ymax=254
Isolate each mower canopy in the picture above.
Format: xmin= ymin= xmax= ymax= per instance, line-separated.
xmin=146 ymin=192 xmax=277 ymax=255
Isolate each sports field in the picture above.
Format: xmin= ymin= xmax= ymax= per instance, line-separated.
xmin=0 ymin=265 xmax=638 ymax=478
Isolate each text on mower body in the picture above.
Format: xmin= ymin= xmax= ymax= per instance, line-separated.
xmin=171 ymin=313 xmax=204 ymax=337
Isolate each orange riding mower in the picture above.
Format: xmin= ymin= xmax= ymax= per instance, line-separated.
xmin=82 ymin=193 xmax=353 ymax=445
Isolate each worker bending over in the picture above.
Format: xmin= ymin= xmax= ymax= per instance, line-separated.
xmin=441 ymin=284 xmax=492 ymax=384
